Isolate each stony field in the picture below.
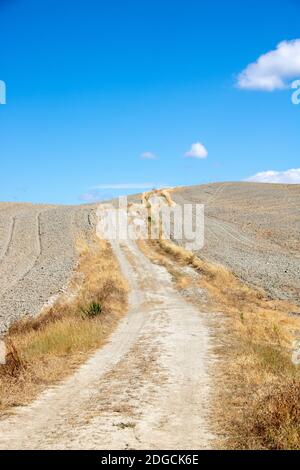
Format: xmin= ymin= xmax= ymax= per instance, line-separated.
xmin=173 ymin=182 xmax=300 ymax=306
xmin=0 ymin=203 xmax=94 ymax=334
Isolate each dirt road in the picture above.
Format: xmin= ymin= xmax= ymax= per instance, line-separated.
xmin=0 ymin=206 xmax=215 ymax=449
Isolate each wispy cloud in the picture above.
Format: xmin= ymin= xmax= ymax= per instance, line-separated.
xmin=245 ymin=168 xmax=300 ymax=184
xmin=79 ymin=182 xmax=169 ymax=203
xmin=92 ymin=183 xmax=159 ymax=189
xmin=140 ymin=152 xmax=158 ymax=160
xmin=185 ymin=142 xmax=208 ymax=159
xmin=79 ymin=190 xmax=112 ymax=203
xmin=237 ymin=39 xmax=300 ymax=91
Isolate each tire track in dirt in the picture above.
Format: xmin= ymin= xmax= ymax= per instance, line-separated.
xmin=0 ymin=209 xmax=42 ymax=299
xmin=206 ymin=216 xmax=270 ymax=250
xmin=0 ymin=216 xmax=15 ymax=262
xmin=11 ymin=212 xmax=43 ymax=284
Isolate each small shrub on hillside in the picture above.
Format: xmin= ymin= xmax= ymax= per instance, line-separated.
xmin=81 ymin=302 xmax=102 ymax=318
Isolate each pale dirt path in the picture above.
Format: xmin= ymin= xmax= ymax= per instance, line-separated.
xmin=0 ymin=207 xmax=215 ymax=450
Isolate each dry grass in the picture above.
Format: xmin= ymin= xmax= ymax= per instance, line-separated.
xmin=0 ymin=236 xmax=128 ymax=415
xmin=142 ymin=188 xmax=175 ymax=207
xmin=238 ymin=378 xmax=300 ymax=450
xmin=141 ymin=236 xmax=300 ymax=450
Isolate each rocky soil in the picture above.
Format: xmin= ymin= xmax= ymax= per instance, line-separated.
xmin=172 ymin=182 xmax=300 ymax=305
xmin=0 ymin=203 xmax=94 ymax=335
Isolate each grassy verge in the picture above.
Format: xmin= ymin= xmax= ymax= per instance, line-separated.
xmin=0 ymin=237 xmax=128 ymax=415
xmin=141 ymin=237 xmax=300 ymax=450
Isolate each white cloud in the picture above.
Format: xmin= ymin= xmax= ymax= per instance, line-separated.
xmin=185 ymin=142 xmax=208 ymax=159
xmin=246 ymin=168 xmax=300 ymax=184
xmin=237 ymin=39 xmax=300 ymax=91
xmin=140 ymin=152 xmax=157 ymax=160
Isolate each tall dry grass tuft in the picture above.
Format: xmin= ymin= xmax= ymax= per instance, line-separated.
xmin=0 ymin=236 xmax=128 ymax=414
xmin=236 ymin=378 xmax=300 ymax=450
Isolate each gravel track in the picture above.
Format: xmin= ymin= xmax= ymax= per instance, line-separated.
xmin=172 ymin=182 xmax=300 ymax=304
xmin=0 ymin=206 xmax=215 ymax=450
xmin=0 ymin=203 xmax=94 ymax=335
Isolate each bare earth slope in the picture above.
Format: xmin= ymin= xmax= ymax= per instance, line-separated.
xmin=0 ymin=203 xmax=94 ymax=334
xmin=1 ymin=183 xmax=299 ymax=334
xmin=172 ymin=182 xmax=300 ymax=305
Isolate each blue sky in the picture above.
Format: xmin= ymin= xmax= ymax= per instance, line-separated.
xmin=0 ymin=0 xmax=299 ymax=204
